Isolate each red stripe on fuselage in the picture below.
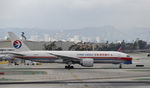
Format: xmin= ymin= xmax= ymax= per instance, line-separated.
xmin=79 ymin=57 xmax=132 ymax=61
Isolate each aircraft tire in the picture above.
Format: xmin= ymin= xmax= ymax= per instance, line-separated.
xmin=65 ymin=65 xmax=74 ymax=69
xmin=65 ymin=66 xmax=68 ymax=69
xmin=70 ymin=66 xmax=74 ymax=69
xmin=119 ymin=64 xmax=122 ymax=69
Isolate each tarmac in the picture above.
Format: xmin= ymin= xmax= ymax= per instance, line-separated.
xmin=0 ymin=52 xmax=150 ymax=88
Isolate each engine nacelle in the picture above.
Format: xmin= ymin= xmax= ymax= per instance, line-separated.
xmin=80 ymin=58 xmax=94 ymax=67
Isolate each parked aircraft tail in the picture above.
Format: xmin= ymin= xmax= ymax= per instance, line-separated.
xmin=118 ymin=47 xmax=122 ymax=52
xmin=8 ymin=32 xmax=30 ymax=51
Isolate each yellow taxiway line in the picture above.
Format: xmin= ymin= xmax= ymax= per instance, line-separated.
xmin=68 ymin=69 xmax=88 ymax=88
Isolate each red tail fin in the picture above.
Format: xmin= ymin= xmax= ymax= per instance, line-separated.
xmin=118 ymin=47 xmax=122 ymax=52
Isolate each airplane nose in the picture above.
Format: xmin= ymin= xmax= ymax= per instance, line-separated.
xmin=128 ymin=57 xmax=133 ymax=64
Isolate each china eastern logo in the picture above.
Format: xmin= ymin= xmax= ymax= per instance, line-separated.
xmin=13 ymin=40 xmax=22 ymax=49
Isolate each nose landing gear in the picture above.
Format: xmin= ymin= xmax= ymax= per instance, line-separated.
xmin=119 ymin=64 xmax=122 ymax=69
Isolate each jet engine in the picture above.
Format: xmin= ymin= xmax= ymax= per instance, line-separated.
xmin=80 ymin=58 xmax=94 ymax=67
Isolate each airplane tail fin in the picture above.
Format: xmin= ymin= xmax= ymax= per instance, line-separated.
xmin=118 ymin=47 xmax=122 ymax=52
xmin=8 ymin=32 xmax=30 ymax=52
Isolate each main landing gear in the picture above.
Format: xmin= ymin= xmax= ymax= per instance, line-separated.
xmin=65 ymin=65 xmax=74 ymax=69
xmin=65 ymin=62 xmax=74 ymax=69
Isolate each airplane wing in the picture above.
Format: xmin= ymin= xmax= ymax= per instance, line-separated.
xmin=1 ymin=52 xmax=25 ymax=56
xmin=49 ymin=53 xmax=80 ymax=62
xmin=0 ymin=52 xmax=25 ymax=60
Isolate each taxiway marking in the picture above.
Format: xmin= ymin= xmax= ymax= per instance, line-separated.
xmin=68 ymin=69 xmax=88 ymax=88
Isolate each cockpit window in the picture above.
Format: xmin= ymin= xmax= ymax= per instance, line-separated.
xmin=127 ymin=55 xmax=130 ymax=57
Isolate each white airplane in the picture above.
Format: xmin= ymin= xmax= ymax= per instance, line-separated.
xmin=3 ymin=32 xmax=132 ymax=69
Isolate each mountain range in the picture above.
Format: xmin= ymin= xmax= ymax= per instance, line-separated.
xmin=0 ymin=26 xmax=150 ymax=42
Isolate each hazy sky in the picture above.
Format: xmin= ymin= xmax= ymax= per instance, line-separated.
xmin=0 ymin=0 xmax=150 ymax=30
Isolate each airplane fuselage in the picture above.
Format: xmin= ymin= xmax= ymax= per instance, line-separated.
xmin=14 ymin=51 xmax=132 ymax=64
